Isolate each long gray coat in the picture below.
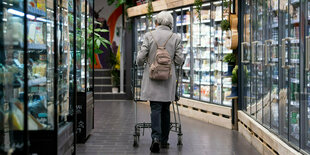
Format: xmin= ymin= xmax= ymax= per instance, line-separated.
xmin=136 ymin=25 xmax=184 ymax=102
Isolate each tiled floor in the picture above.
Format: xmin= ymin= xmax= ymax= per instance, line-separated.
xmin=77 ymin=100 xmax=260 ymax=155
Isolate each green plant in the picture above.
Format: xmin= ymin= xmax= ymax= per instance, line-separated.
xmin=223 ymin=53 xmax=236 ymax=64
xmin=223 ymin=0 xmax=229 ymax=8
xmin=108 ymin=0 xmax=134 ymax=7
xmin=194 ymin=0 xmax=203 ymax=21
xmin=110 ymin=50 xmax=120 ymax=87
xmin=232 ymin=65 xmax=238 ymax=84
xmin=87 ymin=20 xmax=111 ymax=66
xmin=146 ymin=0 xmax=153 ymax=22
xmin=220 ymin=19 xmax=230 ymax=31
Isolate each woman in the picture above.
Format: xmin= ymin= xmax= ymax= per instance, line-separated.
xmin=136 ymin=11 xmax=183 ymax=153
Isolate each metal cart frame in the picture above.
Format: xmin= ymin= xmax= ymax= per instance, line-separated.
xmin=131 ymin=65 xmax=183 ymax=147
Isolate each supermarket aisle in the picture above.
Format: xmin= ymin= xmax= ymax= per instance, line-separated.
xmin=77 ymin=101 xmax=260 ymax=155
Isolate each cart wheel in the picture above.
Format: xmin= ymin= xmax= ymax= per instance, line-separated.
xmin=177 ymin=135 xmax=183 ymax=146
xmin=133 ymin=135 xmax=139 ymax=147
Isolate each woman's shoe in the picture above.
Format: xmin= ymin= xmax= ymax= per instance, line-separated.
xmin=150 ymin=138 xmax=160 ymax=153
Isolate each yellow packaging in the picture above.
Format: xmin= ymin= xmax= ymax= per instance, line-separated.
xmin=37 ymin=0 xmax=46 ymax=11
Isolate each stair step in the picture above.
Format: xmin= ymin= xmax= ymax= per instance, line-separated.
xmin=94 ymin=85 xmax=113 ymax=92
xmin=94 ymin=69 xmax=111 ymax=77
xmin=94 ymin=93 xmax=129 ymax=100
xmin=90 ymin=78 xmax=111 ymax=85
xmin=95 ymin=69 xmax=111 ymax=71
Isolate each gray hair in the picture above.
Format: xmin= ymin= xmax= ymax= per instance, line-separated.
xmin=155 ymin=11 xmax=173 ymax=29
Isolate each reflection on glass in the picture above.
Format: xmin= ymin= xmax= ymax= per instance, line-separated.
xmin=86 ymin=0 xmax=93 ymax=91
xmin=57 ymin=0 xmax=71 ymax=127
xmin=76 ymin=0 xmax=84 ymax=92
xmin=1 ymin=0 xmax=25 ymax=152
xmin=242 ymin=0 xmax=251 ymax=116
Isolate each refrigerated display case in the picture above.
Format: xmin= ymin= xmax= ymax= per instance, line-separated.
xmin=0 ymin=0 xmax=26 ymax=153
xmin=0 ymin=0 xmax=94 ymax=153
xmin=240 ymin=0 xmax=309 ymax=153
xmin=133 ymin=1 xmax=233 ymax=107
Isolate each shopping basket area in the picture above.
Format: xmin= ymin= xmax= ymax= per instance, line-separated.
xmin=76 ymin=100 xmax=260 ymax=155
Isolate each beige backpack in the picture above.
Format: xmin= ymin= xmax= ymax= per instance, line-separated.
xmin=149 ymin=32 xmax=173 ymax=80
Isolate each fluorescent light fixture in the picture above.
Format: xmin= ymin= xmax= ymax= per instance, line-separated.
xmin=27 ymin=14 xmax=35 ymax=20
xmin=213 ymin=1 xmax=222 ymax=5
xmin=36 ymin=17 xmax=48 ymax=22
xmin=8 ymin=9 xmax=24 ymax=17
xmin=7 ymin=9 xmax=38 ymax=20
xmin=9 ymin=3 xmax=13 ymax=6
xmin=3 ymin=2 xmax=7 ymax=5
xmin=202 ymin=3 xmax=211 ymax=6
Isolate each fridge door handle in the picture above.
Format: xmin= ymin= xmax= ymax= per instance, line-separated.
xmin=306 ymin=36 xmax=310 ymax=71
xmin=252 ymin=41 xmax=259 ymax=64
xmin=264 ymin=40 xmax=274 ymax=66
xmin=241 ymin=42 xmax=250 ymax=64
xmin=281 ymin=37 xmax=293 ymax=69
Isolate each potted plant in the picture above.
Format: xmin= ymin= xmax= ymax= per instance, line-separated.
xmin=223 ymin=53 xmax=236 ymax=76
xmin=110 ymin=50 xmax=120 ymax=93
xmin=194 ymin=0 xmax=203 ymax=21
xmin=227 ymin=65 xmax=238 ymax=98
xmin=220 ymin=19 xmax=230 ymax=31
xmin=87 ymin=20 xmax=111 ymax=66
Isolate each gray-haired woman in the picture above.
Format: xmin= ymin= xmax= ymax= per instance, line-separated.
xmin=136 ymin=11 xmax=184 ymax=153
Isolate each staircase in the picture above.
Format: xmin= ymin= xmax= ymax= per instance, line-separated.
xmin=93 ymin=69 xmax=128 ymax=100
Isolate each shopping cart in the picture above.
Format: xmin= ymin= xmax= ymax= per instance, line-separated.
xmin=131 ymin=64 xmax=183 ymax=147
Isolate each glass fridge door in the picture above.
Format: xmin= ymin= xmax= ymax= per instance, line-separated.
xmin=253 ymin=0 xmax=265 ymax=123
xmin=241 ymin=0 xmax=252 ymax=116
xmin=178 ymin=7 xmax=191 ymax=98
xmin=305 ymin=0 xmax=310 ymax=151
xmin=218 ymin=1 xmax=233 ymax=106
xmin=264 ymin=0 xmax=280 ymax=131
xmin=57 ymin=0 xmax=72 ymax=127
xmin=211 ymin=2 xmax=220 ymax=104
xmin=1 ymin=0 xmax=25 ymax=152
xmin=135 ymin=16 xmax=148 ymax=100
xmin=193 ymin=4 xmax=211 ymax=101
xmin=279 ymin=0 xmax=301 ymax=146
xmin=87 ymin=0 xmax=93 ymax=92
xmin=27 ymin=0 xmax=54 ymax=130
xmin=76 ymin=0 xmax=83 ymax=92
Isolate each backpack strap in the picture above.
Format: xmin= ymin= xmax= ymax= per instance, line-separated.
xmin=162 ymin=33 xmax=174 ymax=48
xmin=150 ymin=31 xmax=173 ymax=49
xmin=148 ymin=31 xmax=174 ymax=65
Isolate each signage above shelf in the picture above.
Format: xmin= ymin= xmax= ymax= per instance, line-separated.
xmin=127 ymin=0 xmax=196 ymax=17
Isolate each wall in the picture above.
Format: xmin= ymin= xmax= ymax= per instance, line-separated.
xmin=94 ymin=0 xmax=123 ymax=69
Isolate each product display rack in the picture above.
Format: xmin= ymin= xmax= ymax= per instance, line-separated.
xmin=240 ymin=0 xmax=310 ymax=153
xmin=0 ymin=0 xmax=94 ymax=154
xmin=133 ymin=0 xmax=233 ymax=107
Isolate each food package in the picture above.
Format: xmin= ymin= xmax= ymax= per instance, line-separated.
xmin=29 ymin=0 xmax=36 ymax=8
xmin=35 ymin=22 xmax=44 ymax=44
xmin=37 ymin=0 xmax=46 ymax=11
xmin=201 ymin=85 xmax=210 ymax=101
xmin=28 ymin=21 xmax=37 ymax=43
